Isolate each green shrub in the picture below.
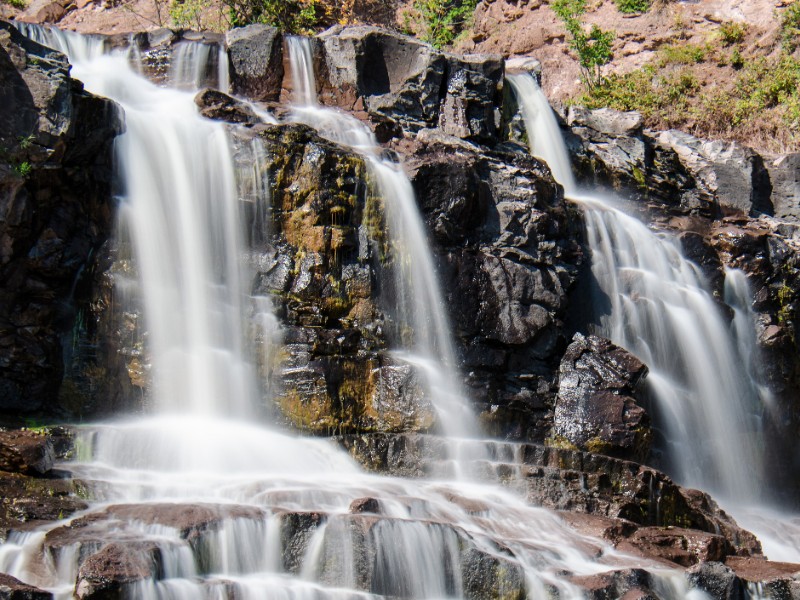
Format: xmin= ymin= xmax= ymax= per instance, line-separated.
xmin=719 ymin=20 xmax=747 ymax=45
xmin=223 ymin=0 xmax=319 ymax=32
xmin=13 ymin=161 xmax=32 ymax=178
xmin=660 ymin=43 xmax=708 ymax=65
xmin=781 ymin=2 xmax=800 ymax=52
xmin=169 ymin=0 xmax=205 ymax=29
xmin=551 ymin=0 xmax=614 ymax=88
xmin=730 ymin=47 xmax=744 ymax=69
xmin=614 ymin=0 xmax=650 ymax=14
xmin=404 ymin=0 xmax=479 ymax=49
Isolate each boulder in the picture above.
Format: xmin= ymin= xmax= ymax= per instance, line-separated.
xmin=725 ymin=556 xmax=800 ymax=599
xmin=75 ymin=541 xmax=161 ymax=600
xmin=0 ymin=429 xmax=54 ymax=474
xmin=0 ymin=573 xmax=51 ymax=600
xmin=552 ymin=333 xmax=650 ymax=462
xmin=226 ymin=24 xmax=283 ymax=102
xmin=568 ymin=569 xmax=655 ymax=600
xmin=687 ymin=561 xmax=746 ymax=600
xmin=616 ymin=526 xmax=733 ymax=567
xmin=652 ymin=130 xmax=771 ymax=216
xmin=0 ymin=469 xmax=88 ymax=535
xmin=764 ymin=153 xmax=800 ymax=222
xmin=194 ymin=88 xmax=260 ymax=124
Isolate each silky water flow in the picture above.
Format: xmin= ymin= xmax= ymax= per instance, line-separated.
xmin=0 ymin=25 xmax=714 ymax=600
xmin=508 ymin=71 xmax=800 ymax=563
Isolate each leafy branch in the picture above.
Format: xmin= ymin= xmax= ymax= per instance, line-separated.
xmin=551 ymin=0 xmax=614 ymax=89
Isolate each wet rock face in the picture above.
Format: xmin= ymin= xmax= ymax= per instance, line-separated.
xmin=241 ymin=122 xmax=440 ymax=434
xmin=0 ymin=22 xmax=119 ymax=415
xmin=552 ymin=333 xmax=650 ymax=462
xmin=398 ymin=135 xmax=583 ymax=439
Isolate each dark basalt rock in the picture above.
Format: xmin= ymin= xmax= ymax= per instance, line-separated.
xmin=194 ymin=88 xmax=259 ymax=124
xmin=0 ymin=573 xmax=52 ymax=600
xmin=396 ymin=133 xmax=583 ymax=439
xmin=227 ymin=24 xmax=283 ymax=103
xmin=724 ymin=556 xmax=800 ymax=599
xmin=552 ymin=333 xmax=650 ymax=462
xmin=0 ymin=21 xmax=120 ymax=416
xmin=338 ymin=433 xmax=761 ymax=559
xmin=562 ymin=105 xmax=773 ymax=219
xmin=568 ymin=569 xmax=655 ymax=600
xmin=316 ymin=26 xmax=503 ymax=144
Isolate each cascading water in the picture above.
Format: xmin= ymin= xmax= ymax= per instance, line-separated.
xmin=508 ymin=71 xmax=797 ymax=559
xmin=285 ymin=36 xmax=478 ymax=441
xmin=0 ymin=24 xmax=724 ymax=600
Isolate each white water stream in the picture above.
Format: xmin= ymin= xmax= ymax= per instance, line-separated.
xmin=285 ymin=36 xmax=478 ymax=442
xmin=0 ymin=25 xmax=707 ymax=600
xmin=508 ymin=72 xmax=798 ymax=562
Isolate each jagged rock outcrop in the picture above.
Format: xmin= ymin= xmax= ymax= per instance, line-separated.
xmin=307 ymin=26 xmax=504 ymax=144
xmin=562 ymin=104 xmax=795 ymax=222
xmin=0 ymin=427 xmax=87 ymax=539
xmin=0 ymin=21 xmax=119 ymax=415
xmin=393 ymin=132 xmax=582 ymax=438
xmin=0 ymin=573 xmax=51 ymax=599
xmin=552 ymin=333 xmax=650 ymax=462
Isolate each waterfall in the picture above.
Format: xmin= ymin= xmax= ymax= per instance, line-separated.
xmin=0 ymin=23 xmax=744 ymax=600
xmin=286 ymin=36 xmax=478 ymax=441
xmin=507 ymin=72 xmax=800 ymax=557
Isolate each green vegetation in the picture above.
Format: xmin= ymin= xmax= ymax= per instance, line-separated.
xmin=660 ymin=42 xmax=708 ymax=65
xmin=13 ymin=161 xmax=32 ymax=178
xmin=222 ymin=0 xmax=319 ymax=31
xmin=1 ymin=0 xmax=27 ymax=10
xmin=169 ymin=0 xmax=206 ymax=29
xmin=167 ymin=0 xmax=320 ymax=32
xmin=781 ymin=1 xmax=800 ymax=52
xmin=614 ymin=0 xmax=650 ymax=14
xmin=402 ymin=0 xmax=479 ymax=49
xmin=719 ymin=20 xmax=747 ymax=45
xmin=551 ymin=0 xmax=614 ymax=88
xmin=577 ymin=24 xmax=800 ymax=152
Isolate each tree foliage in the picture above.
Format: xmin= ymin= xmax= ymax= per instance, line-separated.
xmin=551 ymin=0 xmax=614 ymax=88
xmin=221 ymin=0 xmax=318 ymax=31
xmin=404 ymin=0 xmax=479 ymax=49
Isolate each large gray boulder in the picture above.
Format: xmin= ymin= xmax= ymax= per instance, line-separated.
xmin=552 ymin=333 xmax=650 ymax=462
xmin=764 ymin=153 xmax=800 ymax=222
xmin=652 ymin=130 xmax=772 ymax=216
xmin=226 ymin=24 xmax=283 ymax=102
